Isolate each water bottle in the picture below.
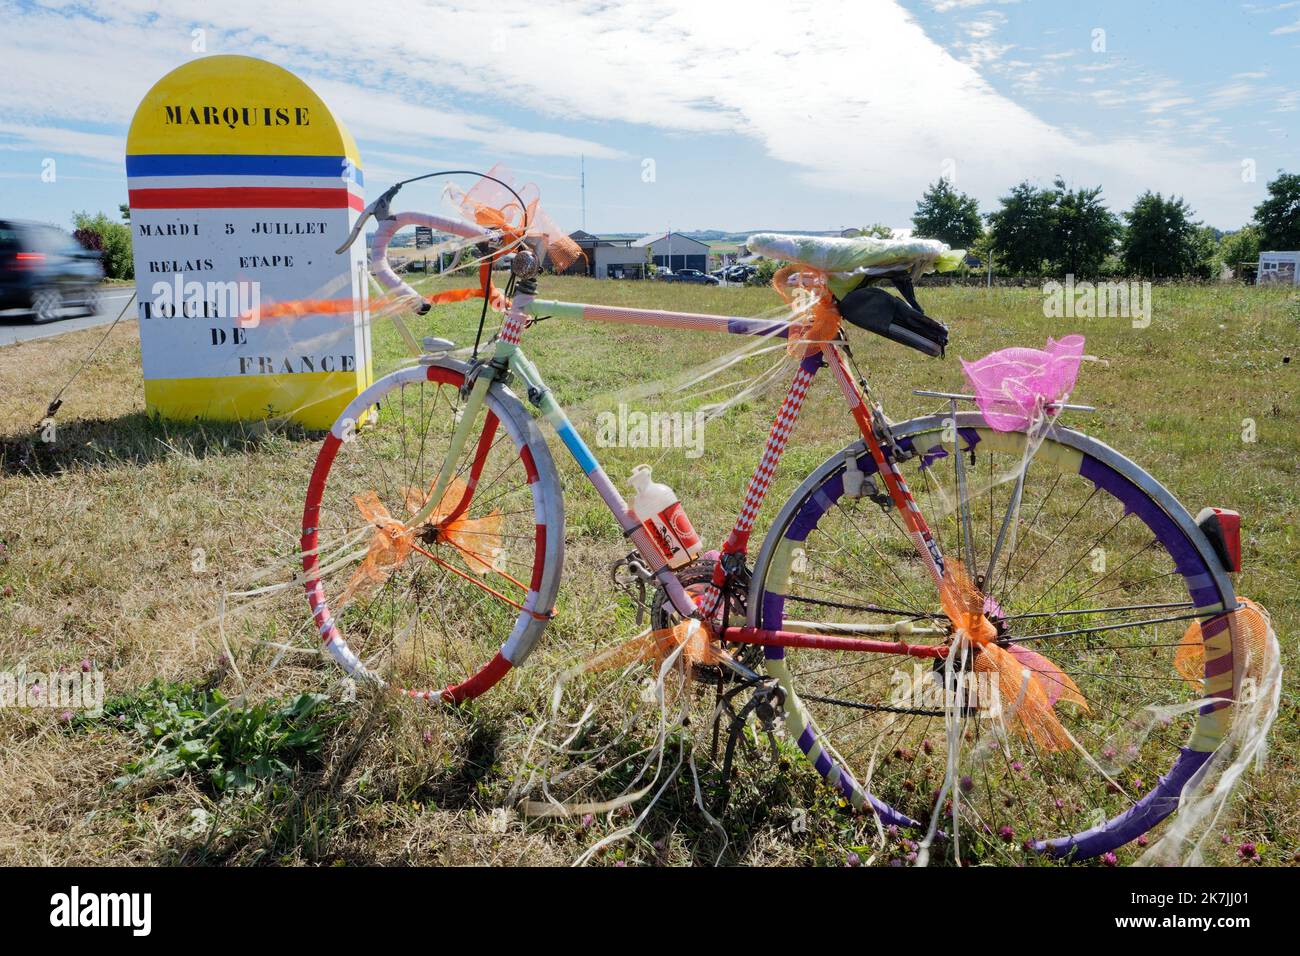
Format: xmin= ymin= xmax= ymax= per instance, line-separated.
xmin=629 ymin=464 xmax=702 ymax=570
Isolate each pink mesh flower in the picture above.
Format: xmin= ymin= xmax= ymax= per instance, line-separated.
xmin=961 ymin=334 xmax=1086 ymax=432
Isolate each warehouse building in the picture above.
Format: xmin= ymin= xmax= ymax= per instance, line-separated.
xmin=633 ymin=232 xmax=710 ymax=273
xmin=559 ymin=230 xmax=646 ymax=279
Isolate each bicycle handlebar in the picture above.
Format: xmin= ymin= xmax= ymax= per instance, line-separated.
xmin=337 ymin=189 xmax=493 ymax=314
xmin=371 ymin=212 xmax=492 ymax=312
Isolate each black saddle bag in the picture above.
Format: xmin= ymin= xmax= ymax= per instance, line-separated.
xmin=836 ymin=281 xmax=949 ymax=357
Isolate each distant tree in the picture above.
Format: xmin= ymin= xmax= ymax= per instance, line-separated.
xmin=1120 ymin=192 xmax=1203 ymax=277
xmin=751 ymin=257 xmax=784 ymax=286
xmin=1218 ymin=226 xmax=1261 ymax=276
xmin=986 ymin=181 xmax=1056 ymax=274
xmin=1048 ymin=177 xmax=1120 ymax=277
xmin=119 ymin=202 xmax=131 ymax=224
xmin=912 ymin=179 xmax=983 ymax=248
xmin=1253 ymin=171 xmax=1300 ymax=250
xmin=859 ymin=222 xmax=894 ymax=239
xmin=72 ymin=210 xmax=133 ymax=280
xmin=1190 ymin=225 xmax=1223 ymax=280
xmin=968 ymin=230 xmax=995 ymax=269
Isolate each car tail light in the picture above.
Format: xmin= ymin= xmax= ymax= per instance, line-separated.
xmin=13 ymin=252 xmax=45 ymax=269
xmin=1195 ymin=507 xmax=1242 ymax=573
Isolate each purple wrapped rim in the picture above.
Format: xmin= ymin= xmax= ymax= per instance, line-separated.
xmin=760 ymin=427 xmax=1230 ymax=860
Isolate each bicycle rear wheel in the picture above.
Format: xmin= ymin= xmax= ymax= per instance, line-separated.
xmin=751 ymin=413 xmax=1238 ymax=862
xmin=302 ymin=359 xmax=564 ymax=702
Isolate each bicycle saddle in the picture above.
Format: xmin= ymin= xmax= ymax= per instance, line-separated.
xmin=747 ymin=232 xmax=965 ymax=278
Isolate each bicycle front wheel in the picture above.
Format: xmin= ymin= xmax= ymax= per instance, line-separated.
xmin=302 ymin=359 xmax=565 ymax=702
xmin=751 ymin=413 xmax=1238 ymax=862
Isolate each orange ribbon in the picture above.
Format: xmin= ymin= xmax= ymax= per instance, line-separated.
xmin=337 ymin=477 xmax=503 ymax=607
xmin=772 ymin=266 xmax=843 ymax=356
xmin=581 ymin=620 xmax=725 ymax=680
xmin=939 ymin=559 xmax=1086 ymax=752
xmin=452 ymin=164 xmax=584 ymax=272
xmin=425 ymin=259 xmax=511 ymax=312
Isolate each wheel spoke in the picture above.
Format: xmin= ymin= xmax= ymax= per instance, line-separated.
xmin=754 ymin=419 xmax=1228 ymax=860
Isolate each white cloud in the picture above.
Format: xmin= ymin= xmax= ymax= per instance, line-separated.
xmin=0 ymin=122 xmax=125 ymax=165
xmin=962 ymin=10 xmax=1007 ymax=39
xmin=963 ymin=40 xmax=1015 ymax=66
xmin=1145 ymin=97 xmax=1196 ymax=114
xmin=1204 ymin=82 xmax=1257 ymax=109
xmin=0 ymin=0 xmax=1272 ymax=226
xmin=928 ymin=0 xmax=1021 ymax=11
xmin=0 ymin=0 xmax=625 ymax=163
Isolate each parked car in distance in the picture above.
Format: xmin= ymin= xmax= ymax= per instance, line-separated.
xmin=662 ymin=268 xmax=719 ymax=285
xmin=712 ymin=264 xmax=756 ymax=283
xmin=0 ymin=220 xmax=103 ymax=323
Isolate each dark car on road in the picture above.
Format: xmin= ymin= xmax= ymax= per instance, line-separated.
xmin=0 ymin=220 xmax=104 ymax=323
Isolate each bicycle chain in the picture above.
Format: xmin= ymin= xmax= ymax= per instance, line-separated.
xmin=798 ymin=691 xmax=945 ymax=717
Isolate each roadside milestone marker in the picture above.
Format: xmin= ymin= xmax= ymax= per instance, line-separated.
xmin=126 ymin=54 xmax=371 ymax=429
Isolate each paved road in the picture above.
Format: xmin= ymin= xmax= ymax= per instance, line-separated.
xmin=0 ymin=286 xmax=137 ymax=347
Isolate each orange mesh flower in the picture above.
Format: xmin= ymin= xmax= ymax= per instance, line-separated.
xmin=940 ymin=560 xmax=1085 ymax=752
xmin=337 ymin=478 xmax=503 ymax=606
xmin=452 ymin=163 xmax=584 ymax=272
xmin=975 ymin=643 xmax=1077 ymax=752
xmin=336 ymin=490 xmax=415 ymax=606
xmin=425 ymin=477 xmax=504 ymax=575
xmin=1006 ymin=644 xmax=1087 ymax=709
xmin=1174 ymin=597 xmax=1274 ymax=687
xmin=938 ymin=559 xmax=998 ymax=646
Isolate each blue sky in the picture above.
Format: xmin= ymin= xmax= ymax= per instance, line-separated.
xmin=0 ymin=0 xmax=1296 ymax=234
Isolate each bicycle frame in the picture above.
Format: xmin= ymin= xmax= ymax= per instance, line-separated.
xmin=409 ymin=281 xmax=956 ymax=660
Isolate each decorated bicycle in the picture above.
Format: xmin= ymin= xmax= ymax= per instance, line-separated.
xmin=298 ymin=169 xmax=1279 ymax=864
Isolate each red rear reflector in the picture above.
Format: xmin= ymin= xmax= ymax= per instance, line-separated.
xmin=1195 ymin=507 xmax=1242 ymax=573
xmin=15 ymin=252 xmax=44 ymax=260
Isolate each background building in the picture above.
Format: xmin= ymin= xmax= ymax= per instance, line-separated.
xmin=559 ymin=230 xmax=646 ymax=279
xmin=633 ymin=231 xmax=710 ymax=272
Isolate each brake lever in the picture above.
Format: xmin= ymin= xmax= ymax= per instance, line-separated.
xmin=334 ymin=182 xmax=403 ymax=254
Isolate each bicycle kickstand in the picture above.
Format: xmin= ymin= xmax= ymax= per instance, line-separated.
xmin=712 ymin=678 xmax=785 ymax=817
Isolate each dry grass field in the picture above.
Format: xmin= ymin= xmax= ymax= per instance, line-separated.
xmin=0 ymin=277 xmax=1296 ymax=866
